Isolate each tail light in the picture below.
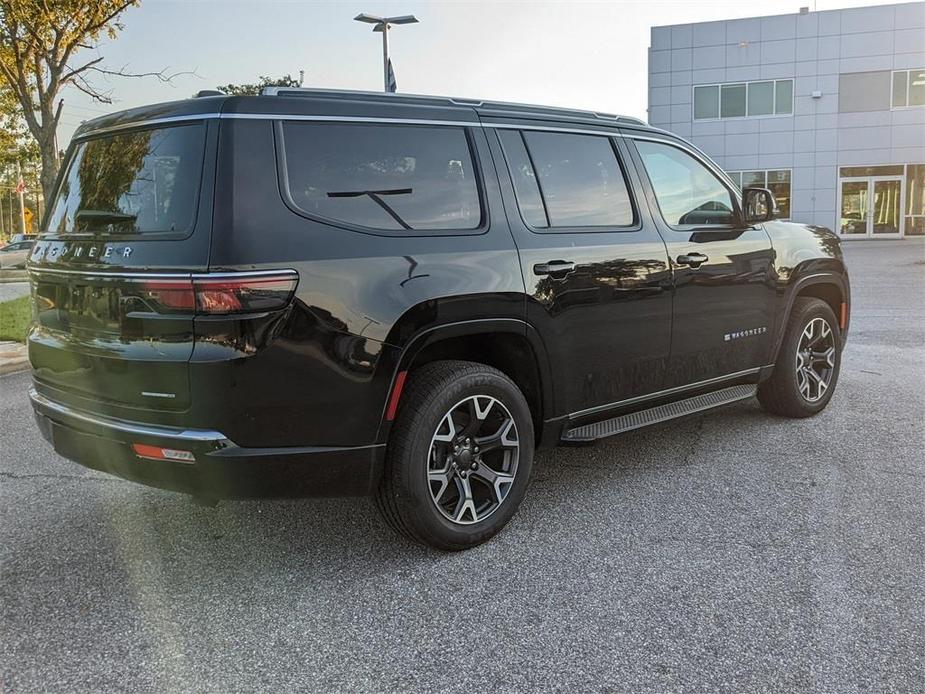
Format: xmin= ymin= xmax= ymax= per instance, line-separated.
xmin=141 ymin=271 xmax=298 ymax=315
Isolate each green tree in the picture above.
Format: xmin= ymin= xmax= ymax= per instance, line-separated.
xmin=216 ymin=74 xmax=301 ymax=96
xmin=0 ymin=1 xmax=179 ymax=201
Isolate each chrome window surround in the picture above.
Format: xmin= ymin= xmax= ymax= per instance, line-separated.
xmin=74 ymin=112 xmax=651 ymax=141
xmin=71 ymin=113 xmax=739 ymax=209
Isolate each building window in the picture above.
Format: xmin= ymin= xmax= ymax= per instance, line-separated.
xmin=891 ymin=69 xmax=925 ymax=109
xmin=693 ymin=80 xmax=793 ymax=120
xmin=694 ymin=85 xmax=719 ymax=119
xmin=727 ymin=169 xmax=791 ymax=219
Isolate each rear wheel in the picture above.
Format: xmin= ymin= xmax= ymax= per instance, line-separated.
xmin=758 ymin=297 xmax=842 ymax=418
xmin=376 ymin=360 xmax=534 ymax=550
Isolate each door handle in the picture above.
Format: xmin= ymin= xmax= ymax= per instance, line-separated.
xmin=676 ymin=253 xmax=709 ymax=268
xmin=533 ymin=260 xmax=576 ymax=277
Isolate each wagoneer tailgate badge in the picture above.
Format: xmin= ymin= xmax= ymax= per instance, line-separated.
xmin=31 ymin=241 xmax=133 ymax=261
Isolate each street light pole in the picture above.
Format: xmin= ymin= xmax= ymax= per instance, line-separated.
xmin=381 ymin=22 xmax=390 ymax=92
xmin=353 ymin=13 xmax=419 ymax=92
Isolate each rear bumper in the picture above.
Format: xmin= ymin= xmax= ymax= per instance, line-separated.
xmin=30 ymin=388 xmax=384 ymax=499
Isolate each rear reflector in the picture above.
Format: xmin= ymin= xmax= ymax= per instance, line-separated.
xmin=385 ymin=370 xmax=408 ymax=421
xmin=132 ymin=443 xmax=196 ymax=463
xmin=840 ymin=302 xmax=847 ymax=330
xmin=141 ymin=271 xmax=298 ymax=315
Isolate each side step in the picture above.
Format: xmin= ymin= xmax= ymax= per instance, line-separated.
xmin=561 ymin=384 xmax=757 ymax=443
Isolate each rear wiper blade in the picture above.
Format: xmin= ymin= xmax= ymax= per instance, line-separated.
xmin=74 ymin=210 xmax=137 ymax=222
xmin=327 ymin=188 xmax=413 ymax=230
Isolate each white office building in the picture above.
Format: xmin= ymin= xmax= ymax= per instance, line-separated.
xmin=648 ymin=2 xmax=925 ymax=238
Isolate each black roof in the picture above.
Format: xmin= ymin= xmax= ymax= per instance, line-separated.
xmin=73 ymin=88 xmax=658 ymax=140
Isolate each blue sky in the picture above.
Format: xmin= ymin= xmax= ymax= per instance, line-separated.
xmin=56 ymin=0 xmax=916 ymax=144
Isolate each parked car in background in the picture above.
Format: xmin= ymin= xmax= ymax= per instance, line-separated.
xmin=0 ymin=240 xmax=35 ymax=268
xmin=27 ymin=89 xmax=850 ymax=550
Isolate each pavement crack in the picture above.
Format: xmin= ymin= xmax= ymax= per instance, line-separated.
xmin=0 ymin=471 xmax=124 ymax=483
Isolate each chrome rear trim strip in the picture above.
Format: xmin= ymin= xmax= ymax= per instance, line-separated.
xmin=27 ymin=267 xmax=297 ymax=280
xmin=30 ymin=388 xmax=232 ymax=444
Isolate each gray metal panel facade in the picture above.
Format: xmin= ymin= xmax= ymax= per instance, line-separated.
xmin=648 ymin=2 xmax=925 ymax=234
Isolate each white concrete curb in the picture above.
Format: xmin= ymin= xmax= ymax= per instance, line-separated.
xmin=0 ymin=341 xmax=28 ymax=375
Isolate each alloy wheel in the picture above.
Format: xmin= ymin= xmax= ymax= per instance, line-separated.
xmin=795 ymin=317 xmax=837 ymax=403
xmin=427 ymin=395 xmax=520 ymax=525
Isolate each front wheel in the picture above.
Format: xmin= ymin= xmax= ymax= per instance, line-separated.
xmin=376 ymin=360 xmax=534 ymax=550
xmin=758 ymin=297 xmax=842 ymax=418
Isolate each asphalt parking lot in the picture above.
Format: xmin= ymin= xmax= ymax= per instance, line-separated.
xmin=1 ymin=240 xmax=923 ymax=693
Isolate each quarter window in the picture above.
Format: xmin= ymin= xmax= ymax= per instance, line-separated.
xmin=635 ymin=141 xmax=736 ymax=227
xmin=694 ymin=79 xmax=793 ymax=120
xmin=279 ymin=122 xmax=481 ymax=232
xmin=499 ymin=129 xmax=635 ymax=229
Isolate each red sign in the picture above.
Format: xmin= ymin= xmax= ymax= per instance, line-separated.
xmin=14 ymin=179 xmax=26 ymax=194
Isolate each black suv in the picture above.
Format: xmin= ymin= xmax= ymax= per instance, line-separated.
xmin=27 ymin=89 xmax=850 ymax=549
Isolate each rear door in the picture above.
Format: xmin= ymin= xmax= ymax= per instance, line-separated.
xmin=623 ymin=133 xmax=777 ymax=388
xmin=486 ymin=121 xmax=672 ymax=418
xmin=28 ymin=119 xmax=217 ymax=419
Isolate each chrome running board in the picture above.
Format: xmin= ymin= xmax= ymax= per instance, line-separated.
xmin=561 ymin=384 xmax=757 ymax=443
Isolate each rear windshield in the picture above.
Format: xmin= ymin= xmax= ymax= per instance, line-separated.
xmin=45 ymin=123 xmax=206 ymax=235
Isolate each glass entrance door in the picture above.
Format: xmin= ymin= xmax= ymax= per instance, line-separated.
xmin=838 ymin=177 xmax=904 ymax=238
xmin=871 ymin=178 xmax=902 ymax=236
xmin=839 ymin=180 xmax=869 ymax=236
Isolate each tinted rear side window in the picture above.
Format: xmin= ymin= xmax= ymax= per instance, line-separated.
xmin=497 ymin=130 xmax=549 ymax=228
xmin=279 ymin=122 xmax=482 ymax=232
xmin=46 ymin=123 xmax=206 ymax=235
xmin=500 ymin=129 xmax=634 ymax=229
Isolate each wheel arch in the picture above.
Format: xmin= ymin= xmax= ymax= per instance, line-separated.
xmin=771 ymin=268 xmax=850 ymax=364
xmin=376 ymin=319 xmax=555 ymax=446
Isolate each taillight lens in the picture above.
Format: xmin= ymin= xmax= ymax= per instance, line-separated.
xmin=141 ymin=279 xmax=196 ymax=311
xmin=140 ymin=272 xmax=298 ymax=315
xmin=194 ymin=274 xmax=298 ymax=314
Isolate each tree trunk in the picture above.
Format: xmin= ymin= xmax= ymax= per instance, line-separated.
xmin=38 ymin=134 xmax=59 ymax=205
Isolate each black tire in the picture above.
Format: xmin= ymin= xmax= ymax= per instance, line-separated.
xmin=375 ymin=360 xmax=534 ymax=551
xmin=758 ymin=297 xmax=842 ymax=418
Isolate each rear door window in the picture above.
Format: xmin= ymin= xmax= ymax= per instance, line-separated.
xmin=279 ymin=122 xmax=482 ymax=233
xmin=46 ymin=123 xmax=206 ymax=235
xmin=498 ymin=129 xmax=635 ymax=230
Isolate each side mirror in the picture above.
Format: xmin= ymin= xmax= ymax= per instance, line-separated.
xmin=742 ymin=187 xmax=779 ymax=224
